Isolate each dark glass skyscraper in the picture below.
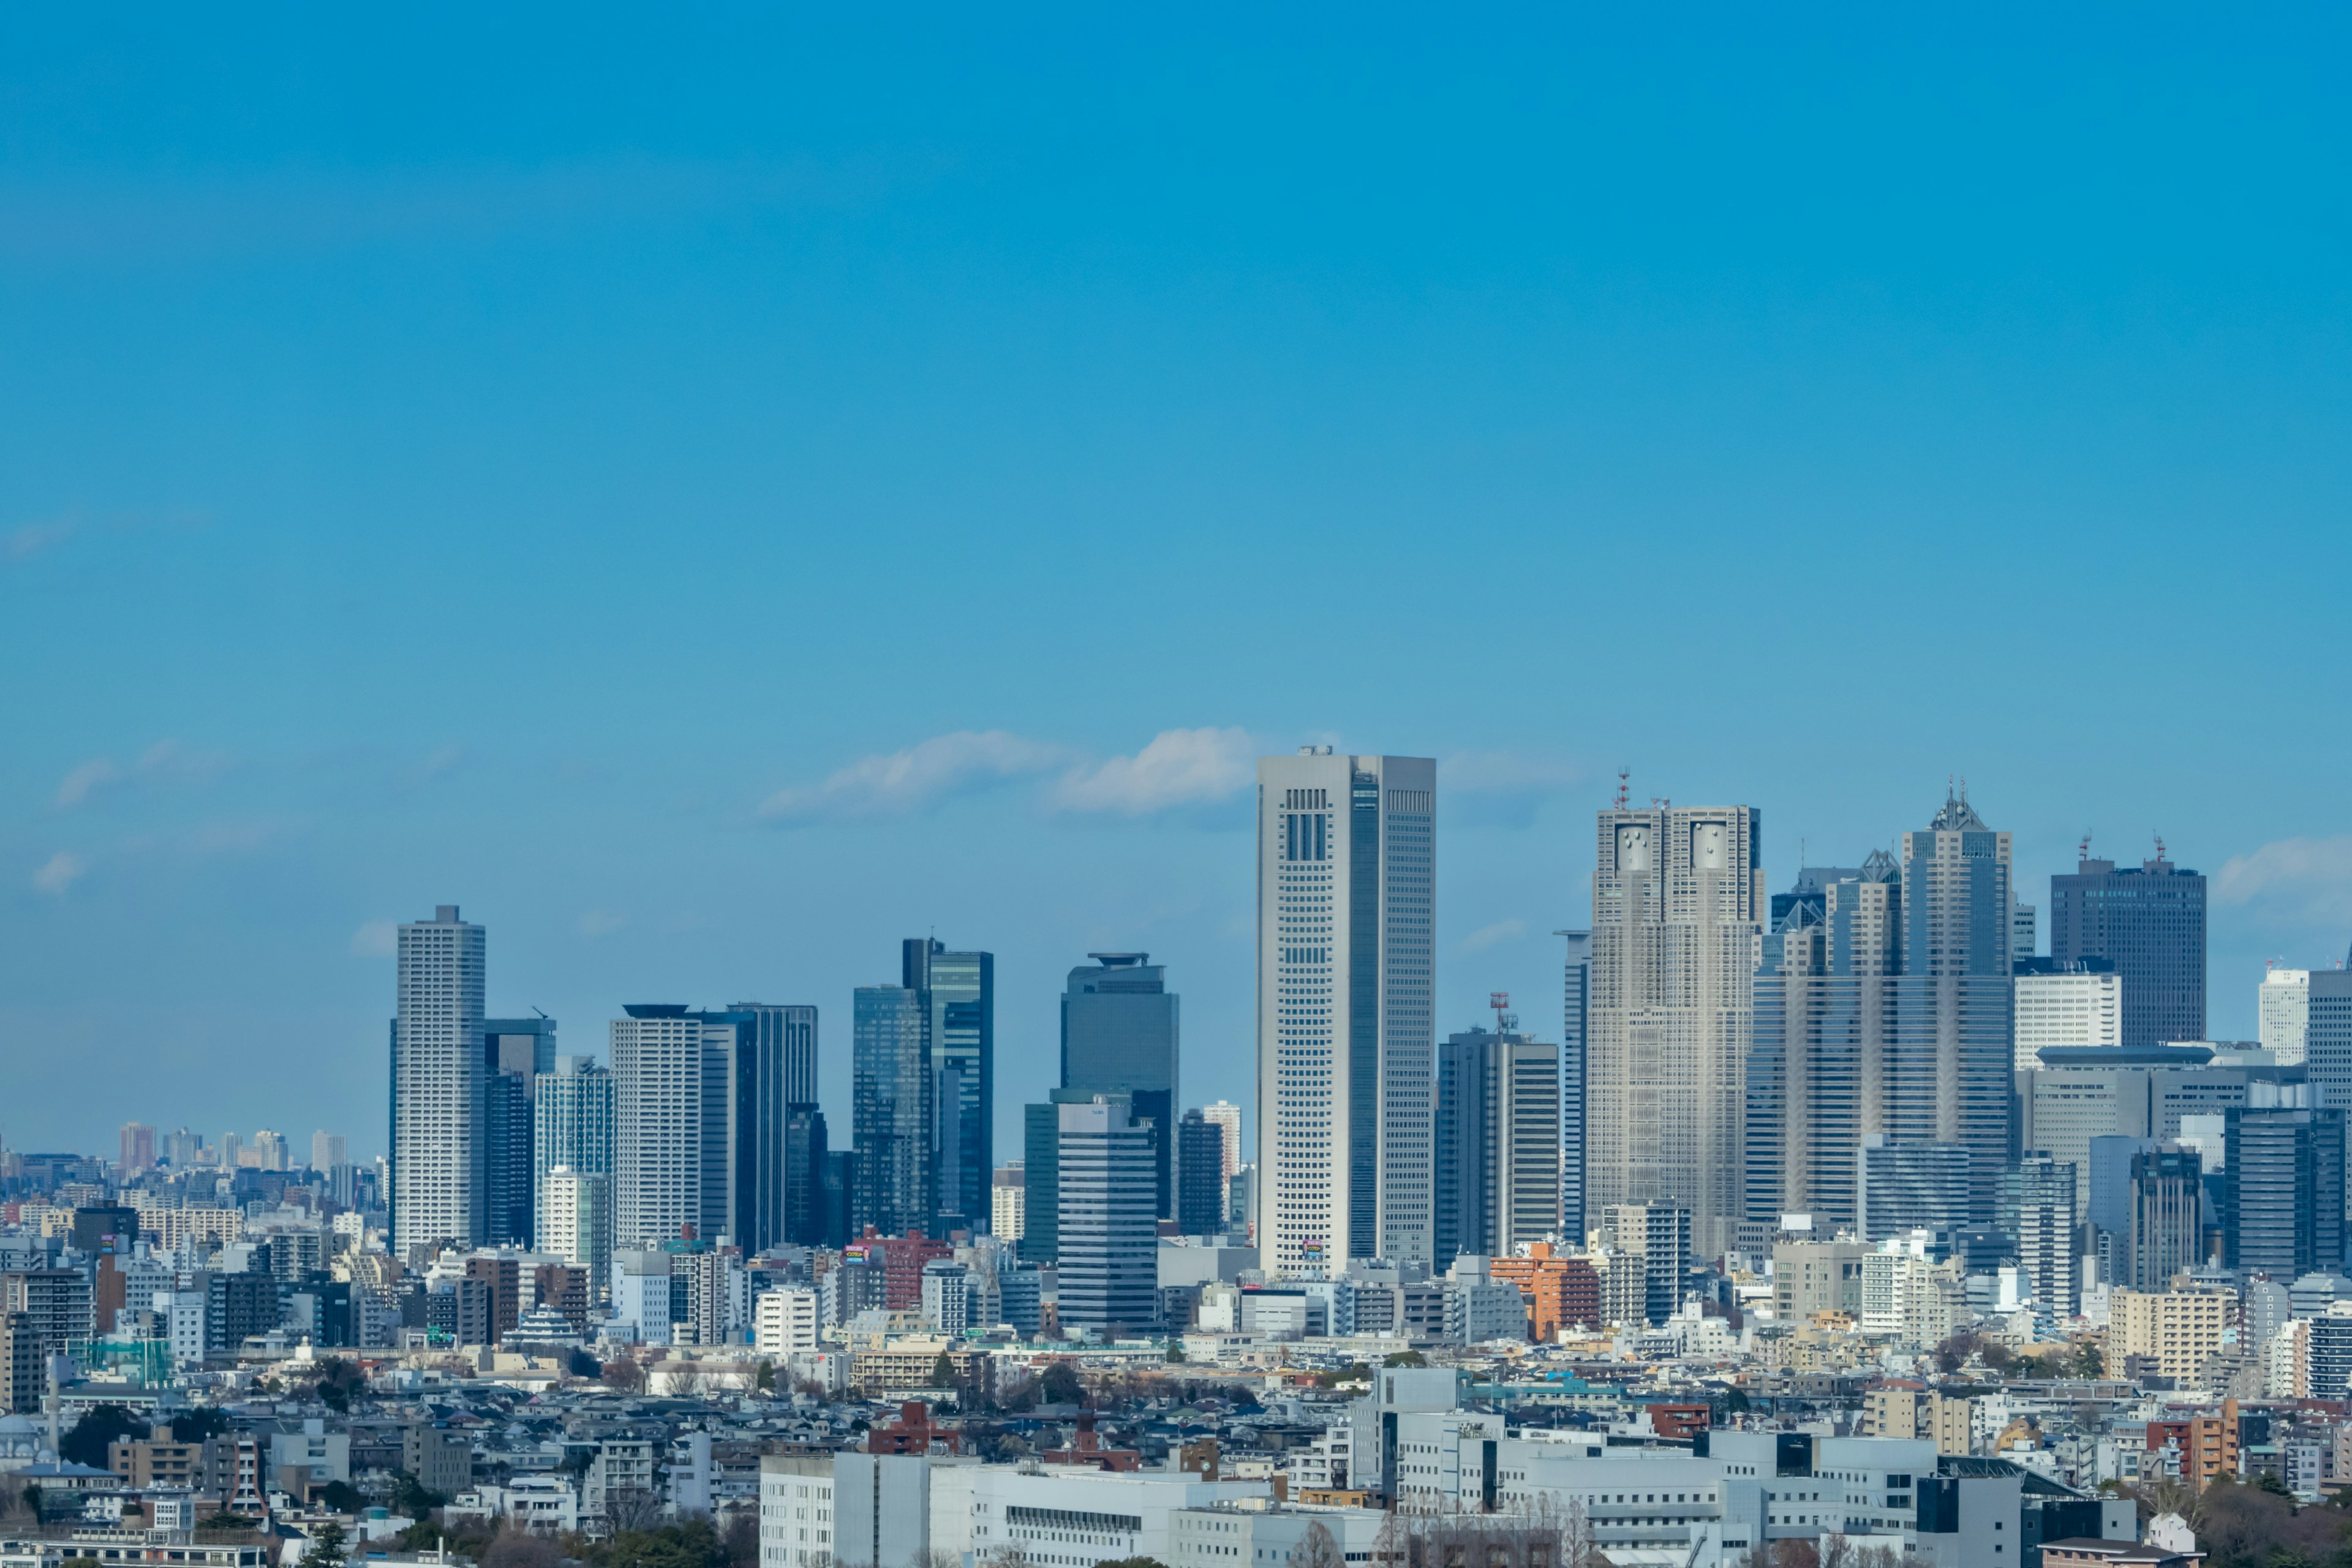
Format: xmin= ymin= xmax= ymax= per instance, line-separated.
xmin=908 ymin=939 xmax=993 ymax=1234
xmin=2050 ymin=848 xmax=2207 ymax=1048
xmin=483 ymin=1015 xmax=557 ymax=1246
xmin=2224 ymin=1088 xmax=2346 ymax=1277
xmin=1061 ymin=952 xmax=1178 ymax=1219
xmin=1559 ymin=931 xmax=1590 ymax=1245
xmin=1175 ymin=1109 xmax=1226 ymax=1238
xmin=851 ymin=984 xmax=930 ymax=1236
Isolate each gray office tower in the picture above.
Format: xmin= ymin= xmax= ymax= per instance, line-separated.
xmin=535 ymin=1055 xmax=613 ymax=1242
xmin=2304 ymin=970 xmax=2352 ymax=1120
xmin=2224 ymin=1085 xmax=2346 ymax=1278
xmin=1749 ymin=790 xmax=2016 ymax=1230
xmin=393 ymin=906 xmax=487 ymax=1253
xmin=908 ymin=940 xmax=993 ymax=1234
xmin=1061 ymin=953 xmax=1178 ymax=1219
xmin=2050 ymin=845 xmax=2207 ymax=1048
xmin=1559 ymin=932 xmax=1591 ymax=1245
xmin=720 ymin=1003 xmax=817 ymax=1253
xmin=1175 ymin=1109 xmax=1226 ymax=1238
xmin=483 ymin=1016 xmax=557 ymax=1246
xmin=851 ymin=983 xmax=930 ymax=1237
xmin=1588 ymin=802 xmax=1763 ymax=1258
xmin=1435 ymin=1022 xmax=1561 ymax=1262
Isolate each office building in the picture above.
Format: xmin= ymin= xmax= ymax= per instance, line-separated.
xmin=1434 ymin=1021 xmax=1561 ymax=1262
xmin=2224 ymin=1087 xmax=2346 ymax=1278
xmin=1559 ymin=930 xmax=1591 ymax=1245
xmin=2002 ymin=1154 xmax=2079 ymax=1322
xmin=783 ymin=1105 xmax=829 ymax=1247
xmin=1589 ymin=798 xmax=1762 ymax=1257
xmin=908 ymin=940 xmax=993 ymax=1233
xmin=119 ymin=1124 xmax=155 ymax=1175
xmin=535 ymin=1055 xmax=614 ymax=1243
xmin=2050 ymin=843 xmax=2207 ymax=1048
xmin=1748 ymin=790 xmax=2014 ymax=1231
xmin=393 ymin=905 xmax=488 ymax=1253
xmin=1020 ymin=1087 xmax=1126 ymax=1265
xmin=2305 ymin=969 xmax=2352 ymax=1111
xmin=2019 ymin=1044 xmax=2309 ymax=1219
xmin=1856 ymin=1137 xmax=1972 ymax=1242
xmin=1200 ymin=1101 xmax=1241 ymax=1189
xmin=1175 ymin=1110 xmax=1226 ymax=1238
xmin=2263 ymin=968 xmax=2311 ymax=1065
xmin=1255 ymin=748 xmax=1436 ymax=1275
xmin=853 ymin=983 xmax=930 ymax=1237
xmin=1063 ymin=952 xmax=1178 ymax=1218
xmin=990 ymin=1162 xmax=1025 ymax=1243
xmin=2126 ymin=1147 xmax=2204 ymax=1292
xmin=2014 ymin=959 xmax=2120 ymax=1068
xmin=309 ymin=1131 xmax=345 ymax=1174
xmin=2013 ymin=902 xmax=2037 ymax=966
xmin=730 ymin=1002 xmax=818 ymax=1107
xmin=609 ymin=1005 xmax=762 ymax=1249
xmin=1055 ymin=1096 xmax=1158 ymax=1332
xmin=483 ymin=1016 xmax=554 ymax=1247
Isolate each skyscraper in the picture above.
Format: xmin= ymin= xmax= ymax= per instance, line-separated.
xmin=730 ymin=1003 xmax=819 ymax=1106
xmin=715 ymin=1003 xmax=815 ymax=1253
xmin=1175 ymin=1110 xmax=1226 ymax=1238
xmin=853 ymin=983 xmax=930 ymax=1237
xmin=908 ymin=941 xmax=993 ymax=1234
xmin=609 ymin=1005 xmax=767 ymax=1249
xmin=2013 ymin=959 xmax=2120 ymax=1068
xmin=393 ymin=905 xmax=487 ymax=1253
xmin=119 ymin=1124 xmax=155 ymax=1176
xmin=2002 ymin=1153 xmax=2079 ymax=1322
xmin=2224 ymin=1086 xmax=2346 ymax=1278
xmin=1062 ymin=953 xmax=1178 ymax=1218
xmin=2050 ymin=844 xmax=2207 ymax=1048
xmin=310 ymin=1131 xmax=346 ymax=1173
xmin=1588 ymin=801 xmax=1762 ymax=1257
xmin=2263 ymin=967 xmax=2312 ymax=1065
xmin=1558 ymin=932 xmax=1591 ymax=1246
xmin=484 ymin=1014 xmax=557 ymax=1246
xmin=1748 ymin=791 xmax=2016 ymax=1233
xmin=2125 ymin=1147 xmax=2203 ymax=1292
xmin=1055 ymin=1096 xmax=1158 ymax=1332
xmin=1200 ymin=1101 xmax=1242 ymax=1187
xmin=782 ymin=1105 xmax=830 ymax=1247
xmin=1434 ymin=1021 xmax=1561 ymax=1262
xmin=535 ymin=1055 xmax=614 ymax=1244
xmin=1256 ymin=748 xmax=1436 ymax=1277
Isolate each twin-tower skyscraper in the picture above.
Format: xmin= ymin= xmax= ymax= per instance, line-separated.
xmin=1253 ymin=750 xmax=1770 ymax=1276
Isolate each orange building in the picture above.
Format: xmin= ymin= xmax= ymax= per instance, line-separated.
xmin=1488 ymin=1243 xmax=1602 ymax=1342
xmin=2146 ymin=1398 xmax=2238 ymax=1490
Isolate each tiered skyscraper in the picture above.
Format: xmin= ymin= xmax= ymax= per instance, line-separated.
xmin=1061 ymin=953 xmax=1178 ymax=1218
xmin=1586 ymin=802 xmax=1762 ymax=1257
xmin=392 ymin=905 xmax=486 ymax=1253
xmin=1748 ymin=788 xmax=2018 ymax=1231
xmin=1254 ymin=748 xmax=1436 ymax=1277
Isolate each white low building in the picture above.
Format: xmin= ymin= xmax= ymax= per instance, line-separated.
xmin=1172 ymin=1502 xmax=1387 ymax=1568
xmin=760 ymin=1453 xmax=834 ymax=1568
xmin=963 ymin=1467 xmax=1272 ymax=1568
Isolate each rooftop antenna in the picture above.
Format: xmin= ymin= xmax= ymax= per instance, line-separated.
xmin=1613 ymin=769 xmax=1629 ymax=810
xmin=2152 ymin=831 xmax=2167 ymax=864
xmin=1490 ymin=992 xmax=1516 ymax=1035
xmin=2079 ymin=830 xmax=2092 ymax=865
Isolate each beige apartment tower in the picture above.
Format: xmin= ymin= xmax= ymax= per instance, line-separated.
xmin=1586 ymin=802 xmax=1763 ymax=1259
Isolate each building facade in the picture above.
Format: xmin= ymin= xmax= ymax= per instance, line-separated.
xmin=1560 ymin=930 xmax=1591 ymax=1244
xmin=1056 ymin=1096 xmax=1158 ymax=1332
xmin=2013 ymin=960 xmax=2120 ymax=1068
xmin=2049 ymin=847 xmax=2207 ymax=1048
xmin=1434 ymin=1023 xmax=1561 ymax=1262
xmin=393 ymin=905 xmax=488 ymax=1253
xmin=1255 ymin=750 xmax=1436 ymax=1275
xmin=1062 ymin=953 xmax=1178 ymax=1219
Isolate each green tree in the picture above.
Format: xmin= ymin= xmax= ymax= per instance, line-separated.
xmin=1382 ymin=1350 xmax=1427 ymax=1368
xmin=61 ymin=1404 xmax=148 ymax=1469
xmin=319 ymin=1481 xmax=364 ymax=1514
xmin=755 ymin=1361 xmax=776 ymax=1392
xmin=1164 ymin=1342 xmax=1186 ymax=1364
xmin=390 ymin=1469 xmax=444 ymax=1517
xmin=1038 ymin=1362 xmax=1084 ymax=1406
xmin=172 ymin=1408 xmax=232 ymax=1442
xmin=314 ymin=1359 xmax=366 ymax=1414
xmin=307 ymin=1521 xmax=349 ymax=1568
xmin=930 ymin=1352 xmax=957 ymax=1386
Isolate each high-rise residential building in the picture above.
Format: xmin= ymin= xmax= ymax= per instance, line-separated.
xmin=393 ymin=905 xmax=488 ymax=1253
xmin=908 ymin=940 xmax=993 ymax=1234
xmin=1061 ymin=953 xmax=1178 ymax=1219
xmin=853 ymin=984 xmax=930 ymax=1237
xmin=1434 ymin=1022 xmax=1561 ymax=1263
xmin=541 ymin=1165 xmax=612 ymax=1299
xmin=253 ymin=1129 xmax=288 ymax=1171
xmin=2263 ymin=968 xmax=2312 ymax=1065
xmin=1255 ymin=748 xmax=1436 ymax=1276
xmin=2001 ymin=1154 xmax=2079 ymax=1323
xmin=2013 ymin=958 xmax=2120 ymax=1068
xmin=2126 ymin=1147 xmax=2204 ymax=1292
xmin=1596 ymin=1203 xmax=1690 ymax=1327
xmin=991 ymin=1162 xmax=1026 ymax=1243
xmin=535 ymin=1055 xmax=614 ymax=1243
xmin=1749 ymin=790 xmax=2015 ymax=1232
xmin=309 ymin=1131 xmax=346 ymax=1173
xmin=1054 ymin=1096 xmax=1158 ymax=1333
xmin=483 ymin=1016 xmax=555 ymax=1247
xmin=2224 ymin=1086 xmax=2346 ymax=1278
xmin=609 ymin=1005 xmax=760 ymax=1250
xmin=1558 ymin=931 xmax=1591 ymax=1245
xmin=1175 ymin=1110 xmax=1226 ymax=1238
xmin=119 ymin=1124 xmax=155 ymax=1176
xmin=2050 ymin=844 xmax=2207 ymax=1048
xmin=1589 ymin=799 xmax=1762 ymax=1256
xmin=1200 ymin=1101 xmax=1241 ymax=1187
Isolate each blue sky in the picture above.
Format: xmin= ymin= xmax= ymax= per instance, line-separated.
xmin=4 ymin=9 xmax=2350 ymax=1163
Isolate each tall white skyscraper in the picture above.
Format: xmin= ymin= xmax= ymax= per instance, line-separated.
xmin=610 ymin=1006 xmax=762 ymax=1249
xmin=1254 ymin=748 xmax=1436 ymax=1277
xmin=310 ymin=1131 xmax=346 ymax=1172
xmin=2261 ymin=967 xmax=2311 ymax=1065
xmin=1587 ymin=802 xmax=1762 ymax=1259
xmin=393 ymin=904 xmax=487 ymax=1253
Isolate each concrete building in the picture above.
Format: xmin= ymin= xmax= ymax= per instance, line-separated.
xmin=2050 ymin=845 xmax=2207 ymax=1049
xmin=1597 ymin=1202 xmax=1690 ymax=1327
xmin=759 ymin=1452 xmax=835 ymax=1568
xmin=1435 ymin=1022 xmax=1562 ymax=1262
xmin=753 ymin=1287 xmax=819 ymax=1356
xmin=1589 ymin=799 xmax=1762 ymax=1257
xmin=2015 ymin=960 xmax=2122 ymax=1069
xmin=540 ymin=1165 xmax=611 ymax=1299
xmin=1560 ymin=930 xmax=1592 ymax=1246
xmin=1175 ymin=1111 xmax=1226 ymax=1238
xmin=990 ymin=1162 xmax=1025 ymax=1243
xmin=2223 ymin=1087 xmax=2346 ymax=1278
xmin=2106 ymin=1286 xmax=2234 ymax=1380
xmin=1063 ymin=953 xmax=1178 ymax=1219
xmin=1057 ymin=1096 xmax=1158 ymax=1333
xmin=2262 ymin=968 xmax=2311 ymax=1065
xmin=611 ymin=1006 xmax=738 ymax=1249
xmin=534 ymin=1054 xmax=612 ymax=1245
xmin=392 ymin=905 xmax=488 ymax=1253
xmin=1256 ymin=748 xmax=1437 ymax=1275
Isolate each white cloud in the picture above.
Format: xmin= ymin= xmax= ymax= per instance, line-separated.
xmin=758 ymin=730 xmax=1069 ymax=823
xmin=1461 ymin=918 xmax=1528 ymax=953
xmin=54 ymin=758 xmax=120 ymax=807
xmin=1053 ymin=728 xmax=1254 ymax=815
xmin=349 ymin=920 xmax=398 ymax=957
xmin=579 ymin=910 xmax=627 ymax=938
xmin=4 ymin=517 xmax=78 ymax=563
xmin=2215 ymin=835 xmax=2352 ymax=922
xmin=31 ymin=851 xmax=86 ymax=895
